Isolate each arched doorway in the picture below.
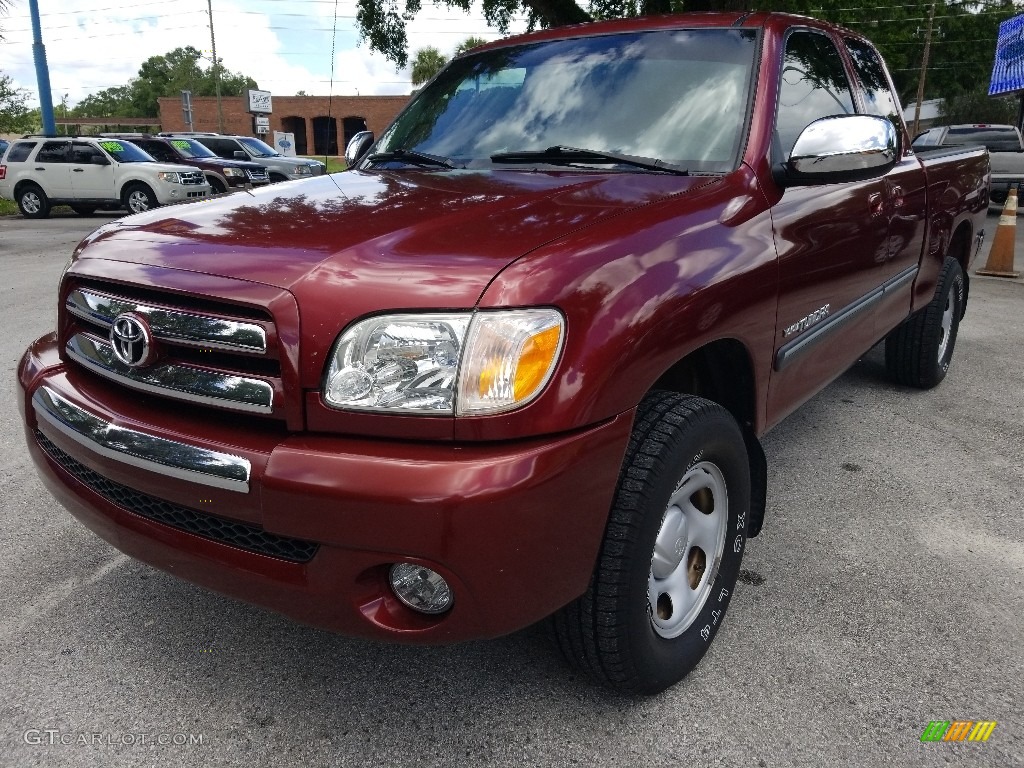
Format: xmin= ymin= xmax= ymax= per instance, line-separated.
xmin=281 ymin=116 xmax=307 ymax=155
xmin=312 ymin=116 xmax=338 ymax=155
xmin=342 ymin=116 xmax=369 ymax=149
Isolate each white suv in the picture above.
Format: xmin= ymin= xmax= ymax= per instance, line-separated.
xmin=0 ymin=136 xmax=212 ymax=218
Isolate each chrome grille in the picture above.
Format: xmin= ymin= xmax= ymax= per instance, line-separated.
xmin=63 ymin=284 xmax=283 ymax=419
xmin=246 ymin=168 xmax=269 ymax=182
xmin=179 ymin=171 xmax=206 ymax=186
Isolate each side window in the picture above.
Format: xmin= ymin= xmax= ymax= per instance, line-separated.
xmin=139 ymin=142 xmax=176 ymax=162
xmin=843 ymin=38 xmax=903 ymax=132
xmin=202 ymin=139 xmax=234 ymax=158
xmin=775 ymin=31 xmax=856 ymax=158
xmin=36 ymin=141 xmax=70 ymax=163
xmin=70 ymin=142 xmax=104 ymax=164
xmin=7 ymin=142 xmax=37 ymax=162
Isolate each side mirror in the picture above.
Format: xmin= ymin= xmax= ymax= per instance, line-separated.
xmin=90 ymin=155 xmax=110 ymax=166
xmin=775 ymin=115 xmax=899 ymax=187
xmin=345 ymin=131 xmax=374 ymax=167
xmin=233 ymin=150 xmax=248 ymax=160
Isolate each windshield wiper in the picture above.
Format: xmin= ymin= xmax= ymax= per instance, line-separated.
xmin=490 ymin=146 xmax=688 ymax=175
xmin=365 ymin=148 xmax=457 ymax=169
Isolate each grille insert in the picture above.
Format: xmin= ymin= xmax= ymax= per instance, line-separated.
xmin=37 ymin=432 xmax=318 ymax=563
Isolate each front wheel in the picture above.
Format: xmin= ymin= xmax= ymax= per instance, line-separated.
xmin=553 ymin=392 xmax=750 ymax=694
xmin=122 ymin=183 xmax=158 ymax=214
xmin=17 ymin=184 xmax=51 ymax=219
xmin=885 ymin=256 xmax=964 ymax=389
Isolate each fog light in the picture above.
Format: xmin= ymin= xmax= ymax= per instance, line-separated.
xmin=389 ymin=563 xmax=453 ymax=615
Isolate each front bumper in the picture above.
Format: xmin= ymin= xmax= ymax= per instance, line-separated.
xmin=18 ymin=334 xmax=632 ymax=643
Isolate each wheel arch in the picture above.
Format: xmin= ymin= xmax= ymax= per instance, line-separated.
xmin=946 ymin=220 xmax=973 ymax=318
xmin=648 ymin=338 xmax=767 ymax=536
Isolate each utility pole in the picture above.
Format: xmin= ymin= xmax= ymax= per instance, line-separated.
xmin=28 ymin=0 xmax=55 ymax=135
xmin=207 ymin=0 xmax=224 ymax=133
xmin=912 ymin=2 xmax=936 ymax=138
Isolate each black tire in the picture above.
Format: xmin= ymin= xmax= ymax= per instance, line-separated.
xmin=885 ymin=256 xmax=964 ymax=389
xmin=17 ymin=184 xmax=51 ymax=219
xmin=70 ymin=205 xmax=96 ymax=216
xmin=122 ymin=183 xmax=158 ymax=214
xmin=553 ymin=391 xmax=750 ymax=694
xmin=208 ymin=177 xmax=227 ymax=194
xmin=268 ymin=172 xmax=289 ymax=183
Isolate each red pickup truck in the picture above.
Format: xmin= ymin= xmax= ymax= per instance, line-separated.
xmin=18 ymin=13 xmax=989 ymax=694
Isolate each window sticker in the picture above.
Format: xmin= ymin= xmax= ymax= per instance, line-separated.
xmin=171 ymin=140 xmax=191 ymax=150
xmin=99 ymin=141 xmax=124 ymax=152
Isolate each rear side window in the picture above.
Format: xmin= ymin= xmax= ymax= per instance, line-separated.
xmin=843 ymin=38 xmax=903 ymax=130
xmin=37 ymin=141 xmax=70 ymax=163
xmin=775 ymin=31 xmax=856 ymax=158
xmin=6 ymin=142 xmax=37 ymax=162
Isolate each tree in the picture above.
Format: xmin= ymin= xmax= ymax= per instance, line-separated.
xmin=71 ymin=46 xmax=258 ymax=117
xmin=0 ymin=73 xmax=34 ymax=133
xmin=359 ymin=0 xmax=1023 ymax=108
xmin=410 ymin=46 xmax=447 ymax=85
xmin=455 ymin=36 xmax=490 ymax=56
xmin=941 ymin=88 xmax=1018 ymax=124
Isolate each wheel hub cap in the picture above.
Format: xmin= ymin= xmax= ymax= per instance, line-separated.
xmin=648 ymin=461 xmax=728 ymax=639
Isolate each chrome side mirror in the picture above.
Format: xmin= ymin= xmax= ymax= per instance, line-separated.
xmin=777 ymin=115 xmax=899 ymax=187
xmin=345 ymin=131 xmax=374 ymax=168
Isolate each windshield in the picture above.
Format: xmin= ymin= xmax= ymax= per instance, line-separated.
xmin=375 ymin=28 xmax=757 ymax=173
xmin=97 ymin=139 xmax=155 ymax=163
xmin=167 ymin=138 xmax=218 ymax=159
xmin=238 ymin=137 xmax=279 ymax=157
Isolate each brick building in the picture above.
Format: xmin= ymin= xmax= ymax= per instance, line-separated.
xmin=156 ymin=95 xmax=410 ymax=156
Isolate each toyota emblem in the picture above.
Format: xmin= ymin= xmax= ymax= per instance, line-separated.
xmin=110 ymin=312 xmax=157 ymax=368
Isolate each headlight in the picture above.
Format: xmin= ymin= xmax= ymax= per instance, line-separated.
xmin=223 ymin=167 xmax=244 ymax=178
xmin=157 ymin=171 xmax=181 ymax=183
xmin=294 ymin=165 xmax=311 ymax=176
xmin=323 ymin=309 xmax=564 ymax=415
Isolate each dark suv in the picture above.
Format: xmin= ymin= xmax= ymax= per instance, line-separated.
xmin=108 ymin=134 xmax=270 ymax=193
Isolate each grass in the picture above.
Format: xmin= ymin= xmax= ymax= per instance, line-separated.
xmin=301 ymin=156 xmax=347 ymax=173
xmin=0 ymin=199 xmax=16 ymax=216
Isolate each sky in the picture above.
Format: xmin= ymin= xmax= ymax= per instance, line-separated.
xmin=0 ymin=0 xmax=530 ymax=109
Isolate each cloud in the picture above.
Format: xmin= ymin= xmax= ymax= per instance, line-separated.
xmin=0 ymin=0 xmax=527 ymax=108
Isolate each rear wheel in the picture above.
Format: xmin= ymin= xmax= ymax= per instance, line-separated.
xmin=122 ymin=183 xmax=158 ymax=214
xmin=885 ymin=256 xmax=964 ymax=389
xmin=17 ymin=184 xmax=51 ymax=219
xmin=552 ymin=392 xmax=750 ymax=694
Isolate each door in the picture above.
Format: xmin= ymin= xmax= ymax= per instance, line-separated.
xmin=843 ymin=36 xmax=928 ymax=336
xmin=32 ymin=140 xmax=74 ymax=198
xmin=68 ymin=142 xmax=115 ymax=200
xmin=766 ymin=30 xmax=893 ymax=426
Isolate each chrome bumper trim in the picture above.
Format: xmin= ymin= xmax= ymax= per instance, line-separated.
xmin=66 ymin=288 xmax=267 ymax=353
xmin=32 ymin=385 xmax=251 ymax=493
xmin=66 ymin=333 xmax=274 ymax=414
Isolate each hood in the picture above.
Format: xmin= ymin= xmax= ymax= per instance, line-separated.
xmin=74 ymin=169 xmax=706 ymax=313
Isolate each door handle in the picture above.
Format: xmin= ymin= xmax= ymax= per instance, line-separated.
xmin=34 ymin=167 xmax=45 ymax=171
xmin=73 ymin=168 xmax=85 ymax=173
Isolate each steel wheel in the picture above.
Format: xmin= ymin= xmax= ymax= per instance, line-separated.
xmin=649 ymin=461 xmax=728 ymax=639
xmin=123 ymin=184 xmax=157 ymax=214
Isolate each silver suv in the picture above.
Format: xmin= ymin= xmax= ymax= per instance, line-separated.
xmin=165 ymin=133 xmax=326 ymax=182
xmin=0 ymin=136 xmax=211 ymax=218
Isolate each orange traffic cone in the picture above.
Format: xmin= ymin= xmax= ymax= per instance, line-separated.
xmin=977 ymin=188 xmax=1021 ymax=278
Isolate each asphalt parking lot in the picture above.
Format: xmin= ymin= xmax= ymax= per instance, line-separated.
xmin=0 ymin=209 xmax=1021 ymax=768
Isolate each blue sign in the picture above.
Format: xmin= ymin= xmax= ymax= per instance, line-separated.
xmin=991 ymin=14 xmax=1024 ymax=96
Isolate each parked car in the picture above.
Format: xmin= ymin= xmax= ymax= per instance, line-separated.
xmin=106 ymin=134 xmax=270 ymax=193
xmin=0 ymin=136 xmax=211 ymax=218
xmin=914 ymin=123 xmax=1016 ymax=202
xmin=19 ymin=14 xmax=988 ymax=694
xmin=162 ymin=133 xmax=325 ymax=182
xmin=0 ymin=139 xmax=9 ymax=158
